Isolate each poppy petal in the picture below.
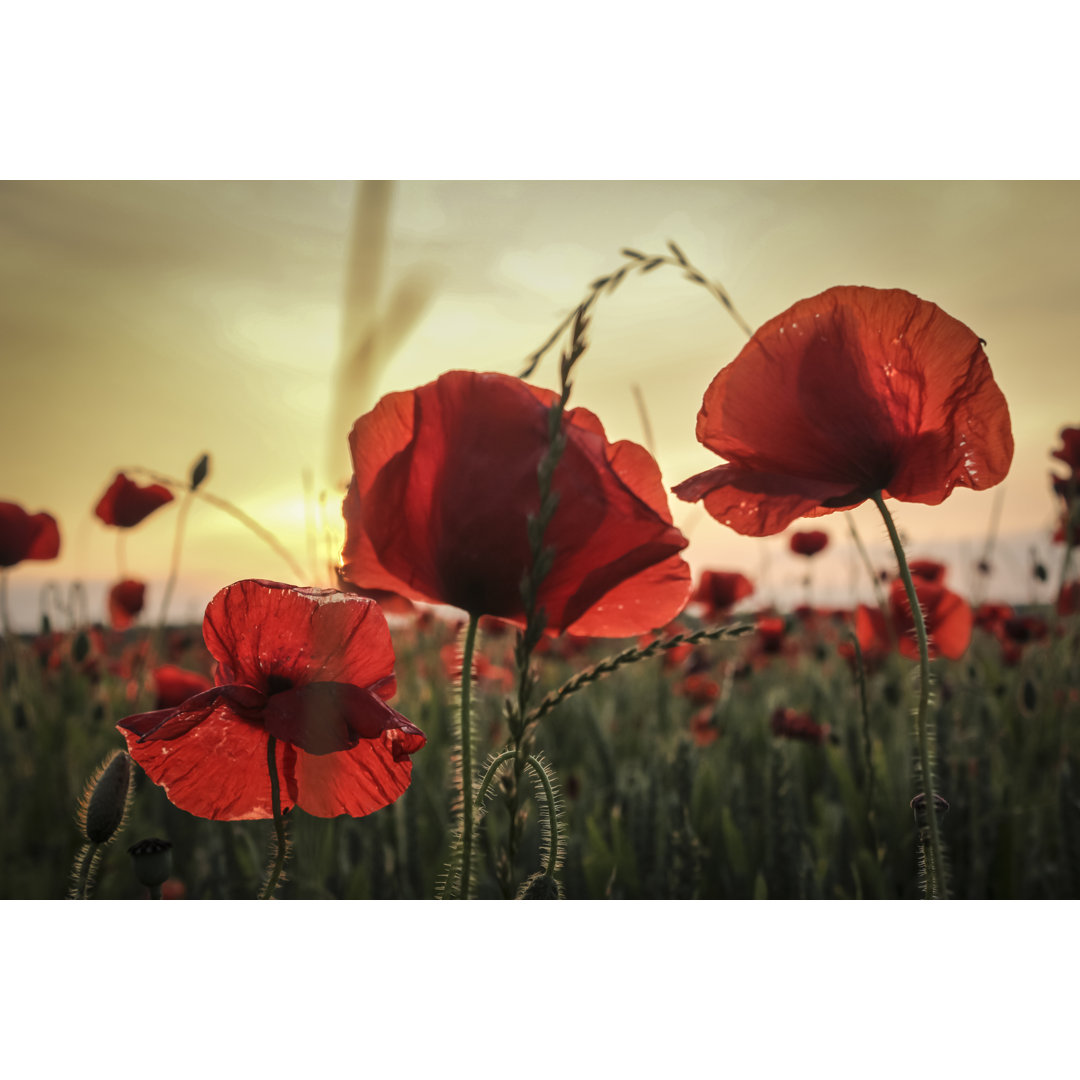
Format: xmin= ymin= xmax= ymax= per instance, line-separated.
xmin=202 ymin=579 xmax=397 ymax=697
xmin=0 ymin=503 xmax=61 ymax=568
xmin=119 ymin=693 xmax=280 ymax=821
xmin=262 ymin=681 xmax=412 ymax=755
xmin=287 ymin=723 xmax=425 ymax=818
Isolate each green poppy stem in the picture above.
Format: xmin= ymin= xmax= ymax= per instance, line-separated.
xmin=458 ymin=613 xmax=480 ymax=899
xmin=259 ymin=736 xmax=288 ymax=899
xmin=871 ymin=491 xmax=946 ymax=899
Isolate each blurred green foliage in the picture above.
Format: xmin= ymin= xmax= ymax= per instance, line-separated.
xmin=2 ymin=607 xmax=1078 ymax=899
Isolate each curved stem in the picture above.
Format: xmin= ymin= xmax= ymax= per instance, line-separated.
xmin=259 ymin=736 xmax=287 ymax=899
xmin=526 ymin=756 xmax=561 ymax=877
xmin=872 ymin=492 xmax=945 ymax=899
xmin=158 ymin=490 xmax=194 ymax=629
xmin=476 ymin=749 xmax=516 ymax=809
xmin=122 ymin=466 xmax=307 ymax=582
xmin=458 ymin=614 xmax=480 ymax=899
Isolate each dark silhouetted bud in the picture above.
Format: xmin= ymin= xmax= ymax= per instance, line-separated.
xmin=72 ymin=630 xmax=91 ymax=663
xmin=128 ymin=837 xmax=174 ymax=889
xmin=190 ymin=453 xmax=210 ymax=491
xmin=77 ymin=750 xmax=133 ymax=844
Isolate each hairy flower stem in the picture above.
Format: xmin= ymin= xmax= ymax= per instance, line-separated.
xmin=259 ymin=736 xmax=288 ymax=899
xmin=872 ymin=492 xmax=946 ymax=899
xmin=458 ymin=613 xmax=480 ymax=899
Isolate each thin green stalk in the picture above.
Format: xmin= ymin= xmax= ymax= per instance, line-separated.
xmin=458 ymin=614 xmax=480 ymax=899
xmin=158 ymin=489 xmax=194 ymax=630
xmin=1056 ymin=474 xmax=1077 ymax=615
xmin=847 ymin=630 xmax=880 ymax=860
xmin=846 ymin=512 xmax=892 ymax=636
xmin=116 ymin=531 xmax=127 ymax=579
xmin=872 ymin=491 xmax=946 ymax=899
xmin=122 ymin=465 xmax=307 ymax=581
xmin=0 ymin=570 xmax=11 ymax=639
xmin=259 ymin=736 xmax=288 ymax=899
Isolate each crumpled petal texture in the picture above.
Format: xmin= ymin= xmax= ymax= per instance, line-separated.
xmin=674 ymin=287 xmax=1014 ymax=536
xmin=117 ymin=579 xmax=425 ymax=821
xmin=340 ymin=370 xmax=691 ymax=636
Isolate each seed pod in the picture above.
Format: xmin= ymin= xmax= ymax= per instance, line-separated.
xmin=77 ymin=750 xmax=133 ymax=845
xmin=128 ymin=838 xmax=174 ymax=888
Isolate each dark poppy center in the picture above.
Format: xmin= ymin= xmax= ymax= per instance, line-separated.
xmin=265 ymin=674 xmax=295 ymax=696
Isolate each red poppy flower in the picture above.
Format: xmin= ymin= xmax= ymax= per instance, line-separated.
xmin=692 ymin=570 xmax=754 ymax=618
xmin=95 ymin=473 xmax=174 ymax=528
xmin=856 ymin=577 xmax=973 ymax=661
xmin=770 ymin=707 xmax=828 ymax=745
xmin=1051 ymin=426 xmax=1080 ymax=474
xmin=0 ymin=501 xmax=60 ymax=568
xmin=152 ymin=665 xmax=213 ymax=709
xmin=679 ymin=673 xmax=721 ymax=706
xmin=117 ymin=579 xmax=426 ymax=821
xmin=108 ymin=579 xmax=146 ymax=630
xmin=674 ymin=287 xmax=1014 ymax=536
xmin=340 ymin=370 xmax=692 ymax=636
xmin=1059 ymin=581 xmax=1080 ymax=617
xmin=909 ymin=559 xmax=948 ymax=585
xmin=333 ymin=566 xmax=417 ymax=615
xmin=690 ymin=707 xmax=720 ymax=747
xmin=789 ymin=530 xmax=829 ymax=557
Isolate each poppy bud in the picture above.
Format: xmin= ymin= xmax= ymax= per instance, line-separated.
xmin=1020 ymin=679 xmax=1038 ymax=715
xmin=518 ymin=872 xmax=563 ymax=899
xmin=128 ymin=838 xmax=174 ymax=889
xmin=72 ymin=630 xmax=91 ymax=663
xmin=77 ymin=750 xmax=133 ymax=845
xmin=910 ymin=792 xmax=950 ymax=828
xmin=1034 ymin=561 xmax=1048 ymax=583
xmin=40 ymin=613 xmax=51 ymax=635
xmin=190 ymin=453 xmax=210 ymax=491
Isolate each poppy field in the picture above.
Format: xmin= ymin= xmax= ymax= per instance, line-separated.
xmin=2 ymin=275 xmax=1079 ymax=902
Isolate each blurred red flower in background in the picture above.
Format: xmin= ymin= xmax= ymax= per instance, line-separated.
xmin=856 ymin=577 xmax=973 ymax=661
xmin=152 ymin=665 xmax=213 ymax=709
xmin=0 ymin=501 xmax=60 ymax=568
xmin=95 ymin=473 xmax=174 ymax=528
xmin=108 ymin=579 xmax=146 ymax=630
xmin=340 ymin=370 xmax=691 ymax=637
xmin=692 ymin=570 xmax=754 ymax=619
xmin=674 ymin=287 xmax=1013 ymax=535
xmin=118 ymin=579 xmax=425 ymax=820
xmin=789 ymin=530 xmax=829 ymax=557
xmin=1051 ymin=426 xmax=1080 ymax=474
xmin=909 ymin=559 xmax=948 ymax=585
xmin=1059 ymin=581 xmax=1080 ymax=617
xmin=770 ymin=707 xmax=829 ymax=745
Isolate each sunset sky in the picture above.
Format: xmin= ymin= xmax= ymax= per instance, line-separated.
xmin=2 ymin=180 xmax=1077 ymax=629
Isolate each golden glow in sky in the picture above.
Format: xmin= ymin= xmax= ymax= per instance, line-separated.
xmin=2 ymin=180 xmax=1078 ymax=627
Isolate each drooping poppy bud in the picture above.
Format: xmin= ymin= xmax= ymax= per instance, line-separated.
xmin=77 ymin=750 xmax=133 ymax=845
